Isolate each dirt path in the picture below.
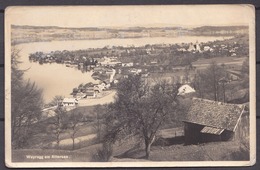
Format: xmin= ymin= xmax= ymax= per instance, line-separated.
xmin=52 ymin=134 xmax=97 ymax=147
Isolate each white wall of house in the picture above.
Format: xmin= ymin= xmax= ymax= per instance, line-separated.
xmin=62 ymin=98 xmax=78 ymax=107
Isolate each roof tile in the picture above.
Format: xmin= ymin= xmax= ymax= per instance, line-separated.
xmin=183 ymin=98 xmax=245 ymax=131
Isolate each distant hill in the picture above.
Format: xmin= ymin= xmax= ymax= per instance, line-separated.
xmin=11 ymin=25 xmax=248 ymax=45
xmin=192 ymin=26 xmax=248 ymax=36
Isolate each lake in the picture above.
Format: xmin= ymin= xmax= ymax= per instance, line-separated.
xmin=16 ymin=36 xmax=231 ymax=103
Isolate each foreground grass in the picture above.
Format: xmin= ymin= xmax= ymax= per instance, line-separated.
xmin=12 ymin=138 xmax=249 ymax=162
xmin=14 ymin=124 xmax=249 ymax=162
xmin=150 ymin=141 xmax=249 ymax=161
xmin=113 ymin=140 xmax=249 ymax=161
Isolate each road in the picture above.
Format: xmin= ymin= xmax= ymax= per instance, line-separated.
xmin=78 ymin=90 xmax=116 ymax=106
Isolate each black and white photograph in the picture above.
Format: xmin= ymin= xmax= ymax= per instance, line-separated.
xmin=4 ymin=5 xmax=256 ymax=167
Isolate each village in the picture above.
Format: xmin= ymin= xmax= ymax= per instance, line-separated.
xmin=29 ymin=35 xmax=248 ymax=109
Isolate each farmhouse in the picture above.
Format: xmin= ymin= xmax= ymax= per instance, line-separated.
xmin=62 ymin=98 xmax=78 ymax=107
xmin=182 ymin=98 xmax=247 ymax=145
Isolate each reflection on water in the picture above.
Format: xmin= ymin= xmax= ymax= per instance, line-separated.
xmin=16 ymin=36 xmax=231 ymax=103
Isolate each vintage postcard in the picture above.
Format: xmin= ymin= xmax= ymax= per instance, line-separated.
xmin=5 ymin=5 xmax=256 ymax=167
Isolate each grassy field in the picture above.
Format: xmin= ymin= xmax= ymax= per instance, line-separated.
xmin=192 ymin=56 xmax=246 ymax=70
xmin=28 ymin=105 xmax=100 ymax=150
xmin=193 ymin=56 xmax=246 ymax=65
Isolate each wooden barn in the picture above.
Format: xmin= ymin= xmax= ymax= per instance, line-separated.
xmin=182 ymin=98 xmax=248 ymax=145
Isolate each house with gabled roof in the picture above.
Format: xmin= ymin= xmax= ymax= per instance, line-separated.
xmin=178 ymin=84 xmax=196 ymax=96
xmin=62 ymin=98 xmax=78 ymax=107
xmin=182 ymin=98 xmax=247 ymax=145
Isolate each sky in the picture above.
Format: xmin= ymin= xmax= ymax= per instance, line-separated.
xmin=5 ymin=5 xmax=254 ymax=28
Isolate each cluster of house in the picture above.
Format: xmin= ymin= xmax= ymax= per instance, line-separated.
xmin=97 ymin=56 xmax=121 ymax=67
xmin=59 ymin=81 xmax=112 ymax=108
xmin=92 ymin=56 xmax=146 ymax=80
xmin=177 ymin=41 xmax=240 ymax=56
xmin=59 ymin=84 xmax=196 ymax=109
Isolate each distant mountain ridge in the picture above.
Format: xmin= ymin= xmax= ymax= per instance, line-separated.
xmin=192 ymin=26 xmax=248 ymax=36
xmin=11 ymin=25 xmax=248 ymax=45
xmin=12 ymin=25 xmax=186 ymax=31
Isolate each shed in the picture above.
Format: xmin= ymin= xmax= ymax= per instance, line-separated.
xmin=85 ymin=91 xmax=96 ymax=98
xmin=227 ymin=70 xmax=242 ymax=81
xmin=182 ymin=98 xmax=245 ymax=145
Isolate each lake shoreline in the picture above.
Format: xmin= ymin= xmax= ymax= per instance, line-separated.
xmin=15 ymin=35 xmax=234 ymax=103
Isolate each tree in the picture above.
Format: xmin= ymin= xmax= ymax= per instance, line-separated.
xmin=67 ymin=110 xmax=84 ymax=150
xmin=11 ymin=48 xmax=44 ymax=149
xmin=219 ymin=77 xmax=228 ymax=103
xmin=198 ymin=62 xmax=226 ymax=101
xmin=46 ymin=106 xmax=67 ymax=149
xmin=104 ymin=75 xmax=180 ymax=159
xmin=93 ymin=104 xmax=107 ymax=142
xmin=48 ymin=95 xmax=64 ymax=107
xmin=183 ymin=66 xmax=190 ymax=83
xmin=192 ymin=71 xmax=205 ymax=98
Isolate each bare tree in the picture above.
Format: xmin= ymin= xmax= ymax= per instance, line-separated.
xmin=67 ymin=111 xmax=84 ymax=150
xmin=197 ymin=62 xmax=226 ymax=101
xmin=92 ymin=104 xmax=108 ymax=142
xmin=11 ymin=48 xmax=44 ymax=149
xmin=104 ymin=75 xmax=180 ymax=159
xmin=48 ymin=95 xmax=64 ymax=107
xmin=192 ymin=71 xmax=204 ymax=98
xmin=184 ymin=66 xmax=190 ymax=83
xmin=46 ymin=106 xmax=67 ymax=149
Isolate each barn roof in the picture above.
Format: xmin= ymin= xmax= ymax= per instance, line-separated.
xmin=183 ymin=98 xmax=245 ymax=132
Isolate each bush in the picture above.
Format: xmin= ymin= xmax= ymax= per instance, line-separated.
xmin=224 ymin=145 xmax=249 ymax=160
xmin=91 ymin=142 xmax=113 ymax=162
